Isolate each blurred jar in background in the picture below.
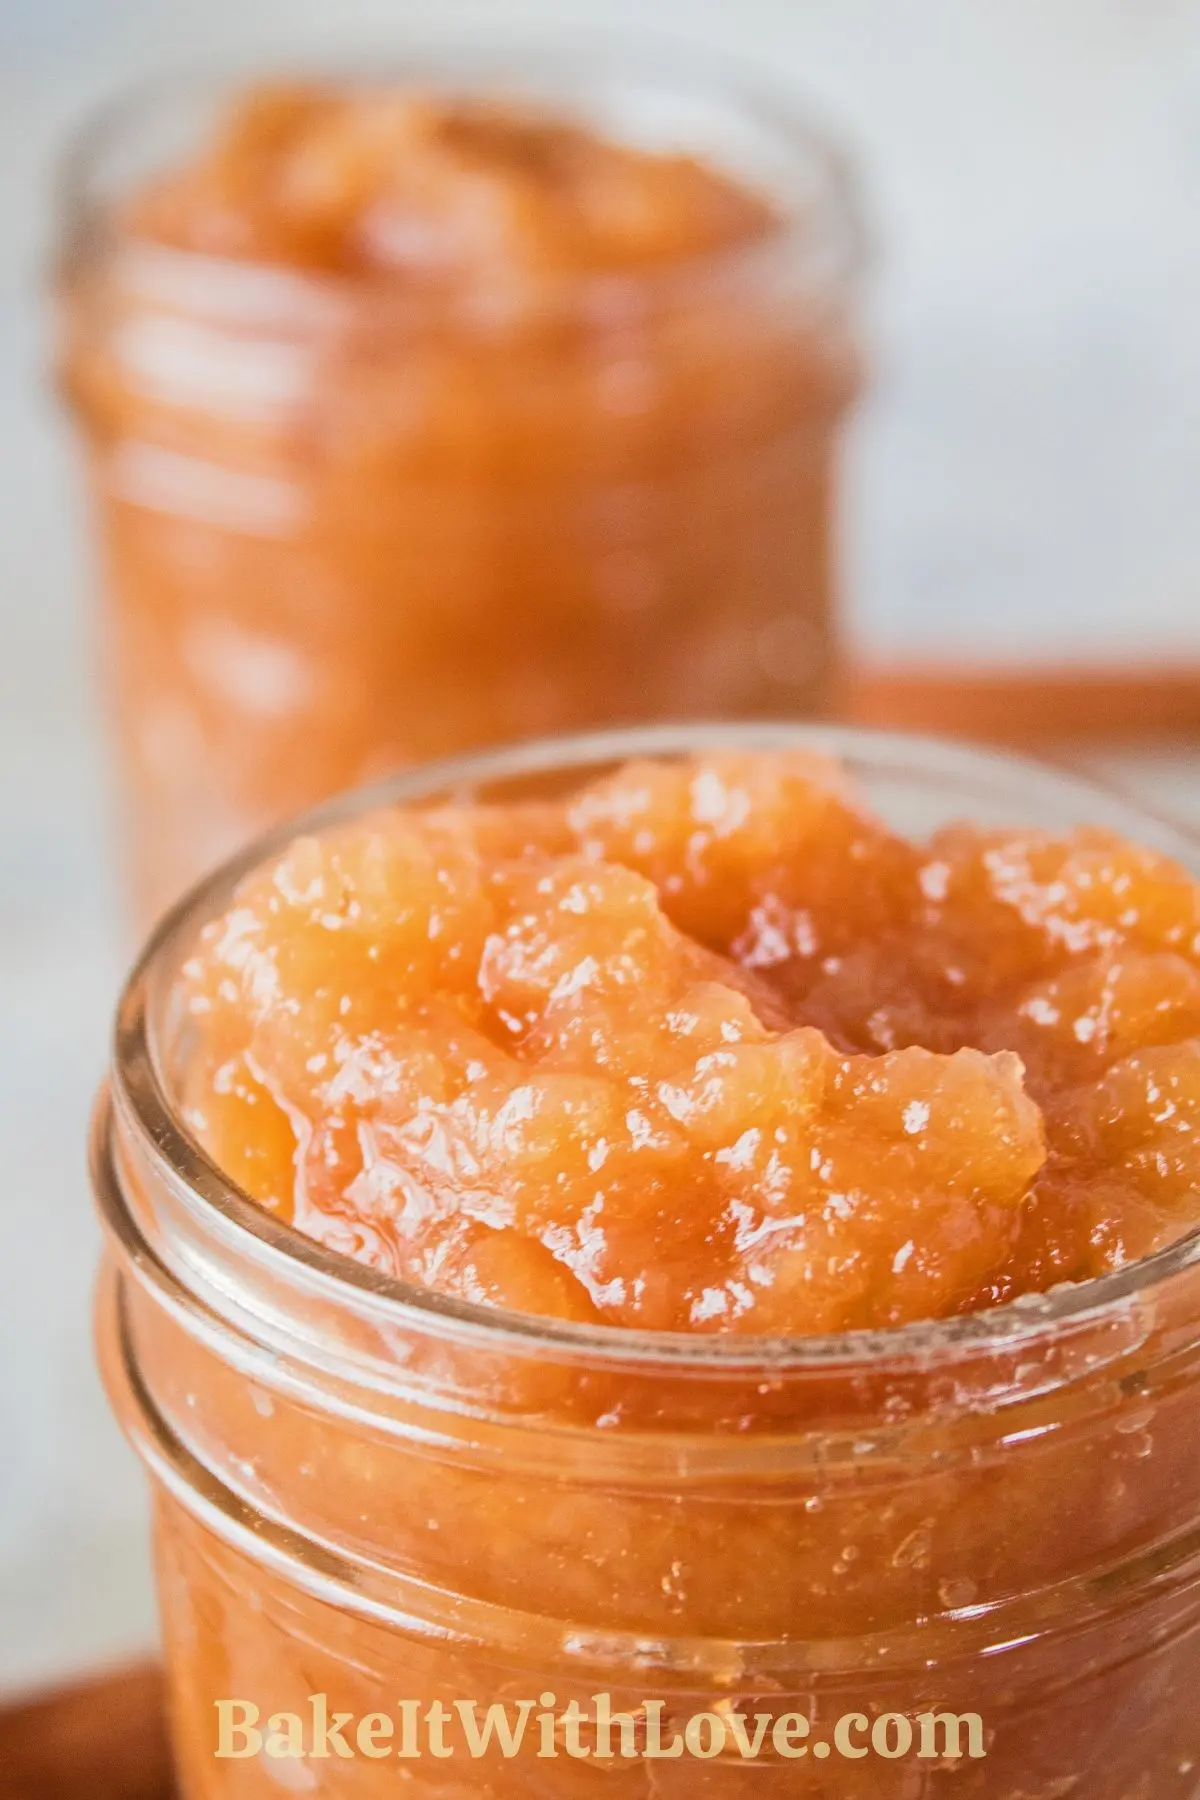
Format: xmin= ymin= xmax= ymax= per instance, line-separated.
xmin=57 ymin=45 xmax=863 ymax=921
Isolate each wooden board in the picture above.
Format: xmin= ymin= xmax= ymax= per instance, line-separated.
xmin=0 ymin=1663 xmax=173 ymax=1800
xmin=843 ymin=664 xmax=1200 ymax=746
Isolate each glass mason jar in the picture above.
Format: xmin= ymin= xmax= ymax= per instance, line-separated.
xmin=91 ymin=724 xmax=1200 ymax=1798
xmin=55 ymin=42 xmax=864 ymax=925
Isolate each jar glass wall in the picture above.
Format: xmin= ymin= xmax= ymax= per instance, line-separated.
xmin=92 ymin=724 xmax=1200 ymax=1798
xmin=57 ymin=42 xmax=863 ymax=924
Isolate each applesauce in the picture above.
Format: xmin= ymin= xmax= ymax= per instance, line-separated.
xmin=93 ymin=726 xmax=1200 ymax=1798
xmin=58 ymin=51 xmax=862 ymax=924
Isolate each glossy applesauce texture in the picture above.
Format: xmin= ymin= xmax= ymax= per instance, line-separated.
xmin=177 ymin=750 xmax=1200 ymax=1333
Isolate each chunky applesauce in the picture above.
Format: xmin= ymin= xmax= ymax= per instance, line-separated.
xmin=95 ymin=738 xmax=1200 ymax=1798
xmin=179 ymin=749 xmax=1200 ymax=1335
xmin=125 ymin=86 xmax=778 ymax=274
xmin=60 ymin=75 xmax=860 ymax=921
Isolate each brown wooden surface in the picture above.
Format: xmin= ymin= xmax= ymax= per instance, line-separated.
xmin=0 ymin=1662 xmax=174 ymax=1800
xmin=844 ymin=663 xmax=1200 ymax=745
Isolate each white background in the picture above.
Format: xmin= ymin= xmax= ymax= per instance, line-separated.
xmin=3 ymin=0 xmax=1200 ymax=1689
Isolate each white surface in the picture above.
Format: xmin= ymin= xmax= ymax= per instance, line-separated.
xmin=2 ymin=0 xmax=1200 ymax=1694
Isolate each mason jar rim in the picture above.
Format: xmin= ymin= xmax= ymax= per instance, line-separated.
xmin=56 ymin=27 xmax=867 ymax=323
xmin=106 ymin=720 xmax=1200 ymax=1376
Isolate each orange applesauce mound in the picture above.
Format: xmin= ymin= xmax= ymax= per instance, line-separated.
xmin=127 ymin=85 xmax=777 ymax=278
xmin=178 ymin=752 xmax=1200 ymax=1334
